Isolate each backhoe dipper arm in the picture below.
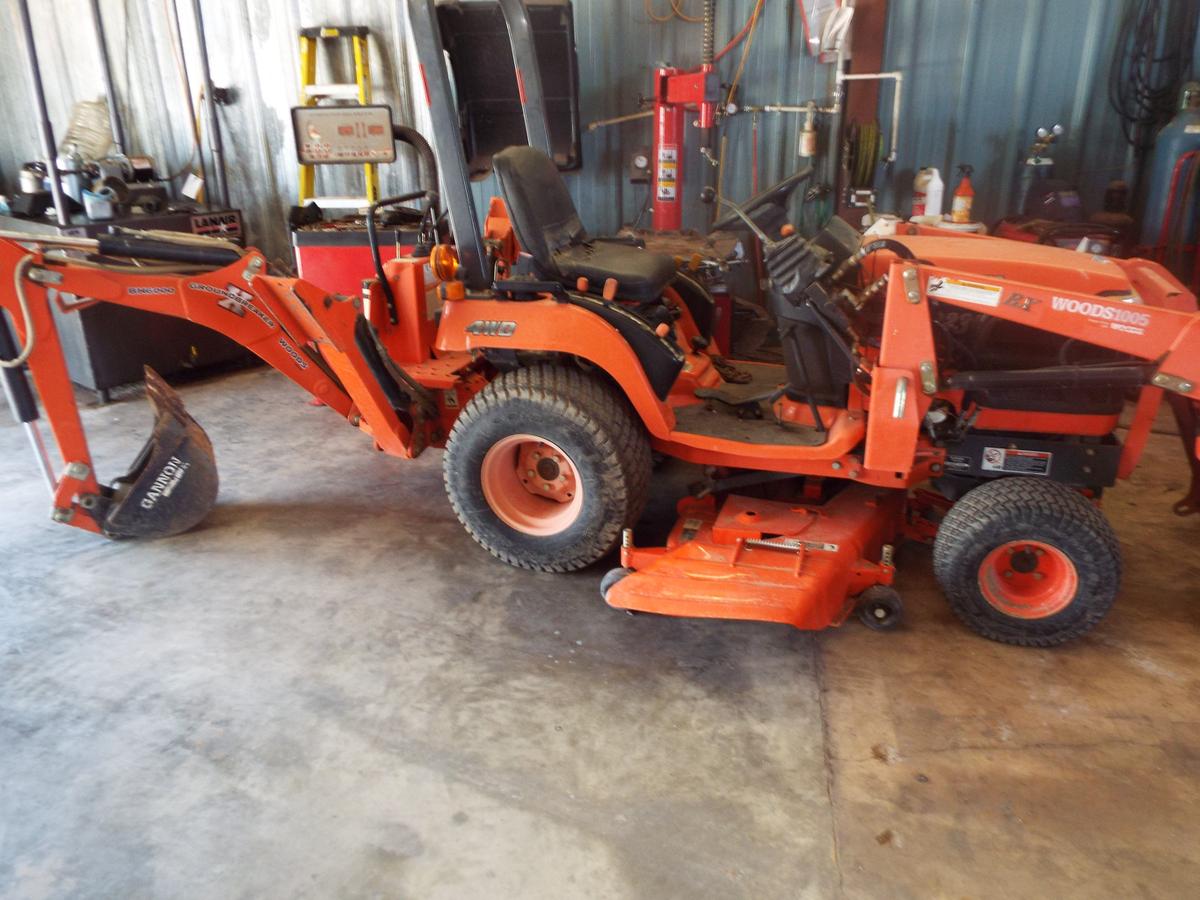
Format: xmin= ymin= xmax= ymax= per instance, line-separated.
xmin=0 ymin=237 xmax=421 ymax=535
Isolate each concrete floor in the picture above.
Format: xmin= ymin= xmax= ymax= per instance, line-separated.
xmin=1 ymin=366 xmax=1197 ymax=899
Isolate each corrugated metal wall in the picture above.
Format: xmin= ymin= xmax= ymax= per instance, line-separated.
xmin=0 ymin=0 xmax=419 ymax=267
xmin=0 ymin=0 xmax=830 ymax=263
xmin=880 ymin=0 xmax=1200 ymax=224
xmin=878 ymin=0 xmax=1132 ymax=224
xmin=1 ymin=0 xmax=1192 ymax=262
xmin=505 ymin=0 xmax=831 ymax=234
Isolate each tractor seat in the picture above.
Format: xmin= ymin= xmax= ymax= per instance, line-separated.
xmin=494 ymin=146 xmax=676 ymax=302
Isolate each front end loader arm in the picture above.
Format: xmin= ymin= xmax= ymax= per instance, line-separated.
xmin=0 ymin=236 xmax=426 ymax=538
xmin=880 ymin=256 xmax=1200 ymax=514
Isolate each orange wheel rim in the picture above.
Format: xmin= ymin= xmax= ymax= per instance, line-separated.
xmin=479 ymin=434 xmax=583 ymax=536
xmin=978 ymin=540 xmax=1078 ymax=619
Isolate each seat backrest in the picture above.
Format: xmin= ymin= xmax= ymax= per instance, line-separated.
xmin=494 ymin=145 xmax=587 ymax=276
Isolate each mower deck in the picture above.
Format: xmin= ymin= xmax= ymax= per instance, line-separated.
xmin=607 ymin=486 xmax=903 ymax=629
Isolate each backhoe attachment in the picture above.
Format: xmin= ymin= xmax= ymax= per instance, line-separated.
xmin=99 ymin=368 xmax=219 ymax=539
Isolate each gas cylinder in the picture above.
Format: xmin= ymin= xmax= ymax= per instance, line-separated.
xmin=1140 ymin=82 xmax=1200 ymax=247
xmin=912 ymin=167 xmax=944 ymax=218
xmin=951 ymin=164 xmax=975 ymax=223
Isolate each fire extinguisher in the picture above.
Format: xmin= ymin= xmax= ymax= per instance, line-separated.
xmin=951 ymin=164 xmax=975 ymax=224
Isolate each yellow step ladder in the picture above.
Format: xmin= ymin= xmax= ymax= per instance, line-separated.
xmin=297 ymin=25 xmax=379 ymax=207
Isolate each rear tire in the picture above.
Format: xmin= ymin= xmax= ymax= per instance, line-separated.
xmin=932 ymin=477 xmax=1120 ymax=646
xmin=444 ymin=364 xmax=651 ymax=572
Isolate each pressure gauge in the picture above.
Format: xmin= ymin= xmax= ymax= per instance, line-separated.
xmin=629 ymin=148 xmax=651 ymax=183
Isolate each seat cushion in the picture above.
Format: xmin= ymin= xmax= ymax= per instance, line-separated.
xmin=494 ymin=146 xmax=584 ymax=276
xmin=553 ymin=241 xmax=677 ymax=302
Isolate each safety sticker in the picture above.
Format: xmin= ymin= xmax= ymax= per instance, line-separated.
xmin=981 ymin=447 xmax=1052 ymax=476
xmin=656 ymin=144 xmax=678 ymax=201
xmin=926 ymin=276 xmax=1002 ymax=307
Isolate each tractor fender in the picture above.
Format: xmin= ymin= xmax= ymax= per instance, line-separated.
xmin=435 ymin=296 xmax=681 ymax=437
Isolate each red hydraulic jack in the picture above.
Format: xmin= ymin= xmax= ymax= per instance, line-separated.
xmin=651 ymin=64 xmax=721 ymax=231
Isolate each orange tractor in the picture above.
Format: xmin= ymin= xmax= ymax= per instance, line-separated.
xmin=3 ymin=0 xmax=1199 ymax=647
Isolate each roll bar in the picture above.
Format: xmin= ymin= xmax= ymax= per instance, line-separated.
xmin=403 ymin=0 xmax=554 ymax=289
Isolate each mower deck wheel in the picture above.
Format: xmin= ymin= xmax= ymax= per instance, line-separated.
xmin=856 ymin=585 xmax=904 ymax=630
xmin=600 ymin=566 xmax=632 ymax=602
xmin=932 ymin=477 xmax=1121 ymax=646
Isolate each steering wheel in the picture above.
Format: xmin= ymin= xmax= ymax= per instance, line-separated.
xmin=710 ymin=165 xmax=814 ymax=232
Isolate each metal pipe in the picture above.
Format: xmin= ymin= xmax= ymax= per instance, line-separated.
xmin=587 ymin=109 xmax=654 ymax=131
xmin=840 ymin=70 xmax=902 ymax=164
xmin=743 ymin=70 xmax=904 ymax=165
xmin=0 ymin=230 xmax=99 ymax=250
xmin=87 ymin=0 xmax=127 ymax=156
xmin=23 ymin=423 xmax=57 ymax=493
xmin=190 ymin=0 xmax=228 ymax=207
xmin=15 ymin=0 xmax=70 ymax=227
xmin=741 ymin=104 xmax=821 ymax=113
xmin=169 ymin=0 xmax=208 ymax=206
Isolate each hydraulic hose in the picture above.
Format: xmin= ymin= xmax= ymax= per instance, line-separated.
xmin=829 ymin=238 xmax=917 ymax=282
xmin=0 ymin=256 xmax=38 ymax=369
xmin=859 ymin=238 xmax=918 ymax=260
xmin=393 ymin=125 xmax=440 ymax=211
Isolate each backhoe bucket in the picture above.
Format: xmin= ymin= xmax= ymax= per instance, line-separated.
xmin=101 ymin=368 xmax=218 ymax=539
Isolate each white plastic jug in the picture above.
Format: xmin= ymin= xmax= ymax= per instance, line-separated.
xmin=912 ymin=167 xmax=944 ymax=218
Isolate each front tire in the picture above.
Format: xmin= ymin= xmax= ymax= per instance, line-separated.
xmin=443 ymin=365 xmax=651 ymax=572
xmin=932 ymin=477 xmax=1121 ymax=646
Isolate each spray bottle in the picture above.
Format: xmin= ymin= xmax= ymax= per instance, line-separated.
xmin=912 ymin=167 xmax=944 ymax=218
xmin=951 ymin=164 xmax=975 ymax=224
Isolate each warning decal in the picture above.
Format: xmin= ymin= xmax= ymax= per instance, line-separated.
xmin=981 ymin=447 xmax=1052 ymax=476
xmin=656 ymin=145 xmax=678 ymax=201
xmin=926 ymin=276 xmax=1003 ymax=307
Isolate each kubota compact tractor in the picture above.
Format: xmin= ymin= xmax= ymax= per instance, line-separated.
xmin=2 ymin=0 xmax=1198 ymax=647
